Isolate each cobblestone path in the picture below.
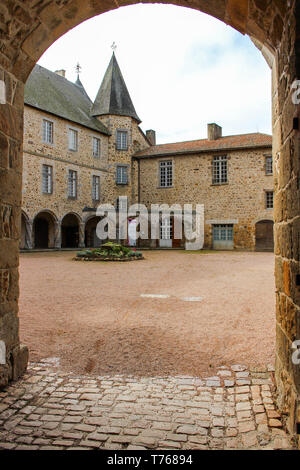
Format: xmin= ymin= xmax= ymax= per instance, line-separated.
xmin=0 ymin=361 xmax=294 ymax=450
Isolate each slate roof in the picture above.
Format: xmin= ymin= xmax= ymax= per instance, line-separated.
xmin=134 ymin=133 xmax=272 ymax=158
xmin=24 ymin=65 xmax=110 ymax=135
xmin=91 ymin=52 xmax=141 ymax=123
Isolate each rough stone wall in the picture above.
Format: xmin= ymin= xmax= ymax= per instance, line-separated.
xmin=138 ymin=147 xmax=274 ymax=250
xmin=273 ymin=0 xmax=300 ymax=444
xmin=97 ymin=114 xmax=150 ymax=206
xmin=0 ymin=68 xmax=28 ymax=388
xmin=22 ymin=106 xmax=111 ymax=220
xmin=22 ymin=106 xmax=111 ymax=224
xmin=21 ymin=108 xmax=149 ymax=245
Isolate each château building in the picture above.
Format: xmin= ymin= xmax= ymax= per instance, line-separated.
xmin=21 ymin=53 xmax=273 ymax=252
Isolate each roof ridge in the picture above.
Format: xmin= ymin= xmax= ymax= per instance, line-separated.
xmin=151 ymin=132 xmax=272 ymax=148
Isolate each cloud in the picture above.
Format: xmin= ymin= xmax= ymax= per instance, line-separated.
xmin=38 ymin=4 xmax=272 ymax=144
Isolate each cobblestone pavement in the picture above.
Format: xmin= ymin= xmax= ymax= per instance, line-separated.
xmin=0 ymin=360 xmax=294 ymax=450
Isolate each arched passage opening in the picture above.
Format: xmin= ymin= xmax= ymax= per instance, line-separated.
xmin=255 ymin=220 xmax=274 ymax=252
xmin=0 ymin=0 xmax=299 ymax=440
xmin=61 ymin=213 xmax=80 ymax=248
xmin=85 ymin=216 xmax=102 ymax=248
xmin=33 ymin=211 xmax=57 ymax=249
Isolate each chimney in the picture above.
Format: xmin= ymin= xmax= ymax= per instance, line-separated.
xmin=207 ymin=123 xmax=222 ymax=141
xmin=146 ymin=130 xmax=156 ymax=146
xmin=55 ymin=69 xmax=66 ymax=78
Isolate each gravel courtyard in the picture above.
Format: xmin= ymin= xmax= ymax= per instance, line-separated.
xmin=19 ymin=251 xmax=275 ymax=377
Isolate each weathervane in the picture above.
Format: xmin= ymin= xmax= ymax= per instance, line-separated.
xmin=111 ymin=42 xmax=117 ymax=52
xmin=75 ymin=62 xmax=82 ymax=76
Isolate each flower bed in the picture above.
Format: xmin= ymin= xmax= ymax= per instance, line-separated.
xmin=74 ymin=242 xmax=144 ymax=262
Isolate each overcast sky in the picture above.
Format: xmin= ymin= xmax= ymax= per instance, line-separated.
xmin=37 ymin=4 xmax=272 ymax=144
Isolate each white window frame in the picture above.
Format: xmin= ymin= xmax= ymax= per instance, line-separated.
xmin=92 ymin=137 xmax=101 ymax=158
xmin=42 ymin=164 xmax=53 ymax=194
xmin=159 ymin=160 xmax=173 ymax=188
xmin=265 ymin=156 xmax=273 ymax=175
xmin=68 ymin=128 xmax=78 ymax=151
xmin=92 ymin=175 xmax=100 ymax=201
xmin=116 ymin=196 xmax=128 ymax=212
xmin=42 ymin=119 xmax=54 ymax=144
xmin=213 ymin=155 xmax=228 ymax=184
xmin=68 ymin=169 xmax=77 ymax=199
xmin=116 ymin=165 xmax=128 ymax=185
xmin=116 ymin=130 xmax=128 ymax=150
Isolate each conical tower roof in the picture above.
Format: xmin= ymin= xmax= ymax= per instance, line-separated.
xmin=91 ymin=53 xmax=141 ymax=123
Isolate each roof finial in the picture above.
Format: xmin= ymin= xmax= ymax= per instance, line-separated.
xmin=75 ymin=62 xmax=82 ymax=77
xmin=111 ymin=42 xmax=117 ymax=53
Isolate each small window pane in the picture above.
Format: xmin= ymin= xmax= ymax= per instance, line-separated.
xmin=42 ymin=165 xmax=53 ymax=194
xmin=213 ymin=225 xmax=233 ymax=241
xmin=69 ymin=129 xmax=78 ymax=151
xmin=43 ymin=120 xmax=53 ymax=144
xmin=160 ymin=161 xmax=173 ymax=187
xmin=266 ymin=157 xmax=273 ymax=175
xmin=116 ymin=166 xmax=128 ymax=185
xmin=93 ymin=138 xmax=101 ymax=158
xmin=266 ymin=191 xmax=274 ymax=209
xmin=213 ymin=156 xmax=227 ymax=184
xmin=116 ymin=131 xmax=128 ymax=150
xmin=92 ymin=175 xmax=100 ymax=201
xmin=68 ymin=170 xmax=77 ymax=198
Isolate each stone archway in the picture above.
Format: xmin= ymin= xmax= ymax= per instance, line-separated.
xmin=0 ymin=0 xmax=299 ymax=438
xmin=33 ymin=211 xmax=58 ymax=249
xmin=255 ymin=220 xmax=274 ymax=252
xmin=85 ymin=216 xmax=102 ymax=248
xmin=61 ymin=213 xmax=80 ymax=248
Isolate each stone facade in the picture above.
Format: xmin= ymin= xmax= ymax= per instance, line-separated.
xmin=21 ymin=103 xmax=149 ymax=249
xmin=0 ymin=0 xmax=300 ymax=447
xmin=136 ymin=143 xmax=273 ymax=251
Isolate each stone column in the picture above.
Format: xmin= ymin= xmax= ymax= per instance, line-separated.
xmin=79 ymin=223 xmax=85 ymax=248
xmin=54 ymin=222 xmax=62 ymax=249
xmin=0 ymin=68 xmax=28 ymax=388
xmin=25 ymin=220 xmax=33 ymax=250
xmin=273 ymin=1 xmax=300 ymax=443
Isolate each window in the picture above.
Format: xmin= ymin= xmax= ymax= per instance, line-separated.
xmin=68 ymin=128 xmax=78 ymax=151
xmin=43 ymin=119 xmax=53 ymax=144
xmin=116 ymin=165 xmax=128 ymax=185
xmin=116 ymin=196 xmax=128 ymax=212
xmin=93 ymin=137 xmax=101 ymax=158
xmin=213 ymin=155 xmax=228 ymax=184
xmin=266 ymin=156 xmax=273 ymax=175
xmin=116 ymin=130 xmax=128 ymax=150
xmin=68 ymin=170 xmax=77 ymax=198
xmin=266 ymin=191 xmax=274 ymax=209
xmin=42 ymin=165 xmax=53 ymax=194
xmin=160 ymin=160 xmax=173 ymax=187
xmin=213 ymin=224 xmax=234 ymax=241
xmin=160 ymin=217 xmax=173 ymax=240
xmin=92 ymin=175 xmax=100 ymax=201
